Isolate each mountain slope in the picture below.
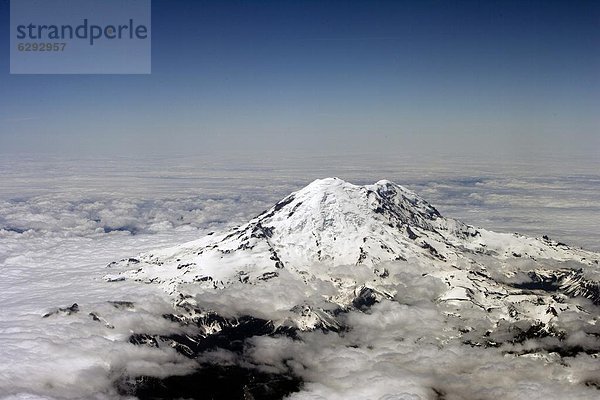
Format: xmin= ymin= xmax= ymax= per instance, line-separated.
xmin=107 ymin=178 xmax=600 ymax=334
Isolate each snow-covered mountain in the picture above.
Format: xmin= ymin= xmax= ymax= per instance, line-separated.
xmin=107 ymin=178 xmax=600 ymax=338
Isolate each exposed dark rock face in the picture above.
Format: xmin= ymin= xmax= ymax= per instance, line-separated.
xmin=512 ymin=269 xmax=600 ymax=304
xmin=123 ymin=314 xmax=302 ymax=399
xmin=352 ymin=287 xmax=378 ymax=311
xmin=42 ymin=303 xmax=79 ymax=318
xmin=117 ymin=364 xmax=302 ymax=400
xmin=130 ymin=315 xmax=297 ymax=357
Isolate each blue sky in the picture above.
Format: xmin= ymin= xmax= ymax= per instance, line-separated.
xmin=0 ymin=0 xmax=598 ymax=157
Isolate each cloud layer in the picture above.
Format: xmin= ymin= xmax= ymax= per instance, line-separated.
xmin=1 ymin=154 xmax=599 ymax=399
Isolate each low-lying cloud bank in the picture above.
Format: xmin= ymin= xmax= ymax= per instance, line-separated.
xmin=1 ymin=155 xmax=599 ymax=399
xmin=6 ymin=257 xmax=599 ymax=399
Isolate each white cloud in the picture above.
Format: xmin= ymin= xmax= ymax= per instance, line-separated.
xmin=1 ymin=154 xmax=599 ymax=398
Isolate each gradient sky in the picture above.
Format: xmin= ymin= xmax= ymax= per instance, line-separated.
xmin=0 ymin=0 xmax=598 ymax=157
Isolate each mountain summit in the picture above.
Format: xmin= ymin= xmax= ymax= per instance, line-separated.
xmin=108 ymin=178 xmax=468 ymax=290
xmin=108 ymin=178 xmax=600 ymax=333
